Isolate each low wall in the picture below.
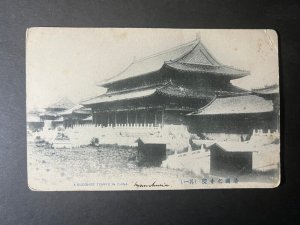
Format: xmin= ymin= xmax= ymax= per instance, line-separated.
xmin=162 ymin=147 xmax=211 ymax=176
xmin=35 ymin=123 xmax=195 ymax=151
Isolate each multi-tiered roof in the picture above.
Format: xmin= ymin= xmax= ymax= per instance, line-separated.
xmin=99 ymin=39 xmax=249 ymax=86
xmin=82 ymin=38 xmax=249 ymax=108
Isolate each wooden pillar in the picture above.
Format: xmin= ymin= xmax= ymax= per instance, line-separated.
xmin=135 ymin=111 xmax=137 ymax=125
xmin=154 ymin=111 xmax=157 ymax=126
xmin=114 ymin=111 xmax=117 ymax=126
xmin=161 ymin=109 xmax=164 ymax=127
xmin=96 ymin=113 xmax=99 ymax=126
xmin=92 ymin=109 xmax=95 ymax=124
xmin=126 ymin=111 xmax=129 ymax=125
xmin=107 ymin=113 xmax=110 ymax=126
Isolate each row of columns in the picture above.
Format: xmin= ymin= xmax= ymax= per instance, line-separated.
xmin=93 ymin=109 xmax=164 ymax=127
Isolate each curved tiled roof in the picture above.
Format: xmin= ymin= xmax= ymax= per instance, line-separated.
xmin=171 ymin=39 xmax=221 ymax=66
xmin=81 ymin=88 xmax=157 ymax=106
xmin=81 ymin=82 xmax=217 ymax=106
xmin=164 ymin=63 xmax=249 ymax=78
xmin=189 ymin=94 xmax=274 ymax=115
xmin=99 ymin=40 xmax=198 ymax=86
xmin=98 ymin=38 xmax=249 ymax=86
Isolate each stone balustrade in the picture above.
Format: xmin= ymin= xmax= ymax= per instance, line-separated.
xmin=252 ymin=129 xmax=279 ymax=137
xmin=72 ymin=123 xmax=162 ymax=129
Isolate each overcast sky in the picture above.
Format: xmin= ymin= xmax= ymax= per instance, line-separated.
xmin=26 ymin=28 xmax=279 ymax=110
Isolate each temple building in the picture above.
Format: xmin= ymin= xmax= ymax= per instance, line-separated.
xmin=59 ymin=105 xmax=92 ymax=128
xmin=39 ymin=97 xmax=76 ymax=129
xmin=32 ymin=37 xmax=279 ymax=173
xmin=81 ymin=38 xmax=252 ymax=131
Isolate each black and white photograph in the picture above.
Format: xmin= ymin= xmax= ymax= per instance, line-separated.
xmin=26 ymin=28 xmax=280 ymax=190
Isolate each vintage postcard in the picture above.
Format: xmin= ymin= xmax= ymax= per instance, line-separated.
xmin=26 ymin=28 xmax=280 ymax=191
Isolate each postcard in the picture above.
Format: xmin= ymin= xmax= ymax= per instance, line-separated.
xmin=26 ymin=28 xmax=280 ymax=190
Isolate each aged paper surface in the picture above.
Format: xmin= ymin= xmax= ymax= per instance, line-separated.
xmin=26 ymin=28 xmax=280 ymax=191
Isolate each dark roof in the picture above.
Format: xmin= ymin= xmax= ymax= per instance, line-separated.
xmin=46 ymin=97 xmax=76 ymax=110
xmin=157 ymin=84 xmax=215 ymax=99
xmin=189 ymin=94 xmax=274 ymax=116
xmin=165 ymin=41 xmax=249 ymax=79
xmin=164 ymin=63 xmax=249 ymax=79
xmin=99 ymin=38 xmax=249 ymax=86
xmin=81 ymin=83 xmax=215 ymax=106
